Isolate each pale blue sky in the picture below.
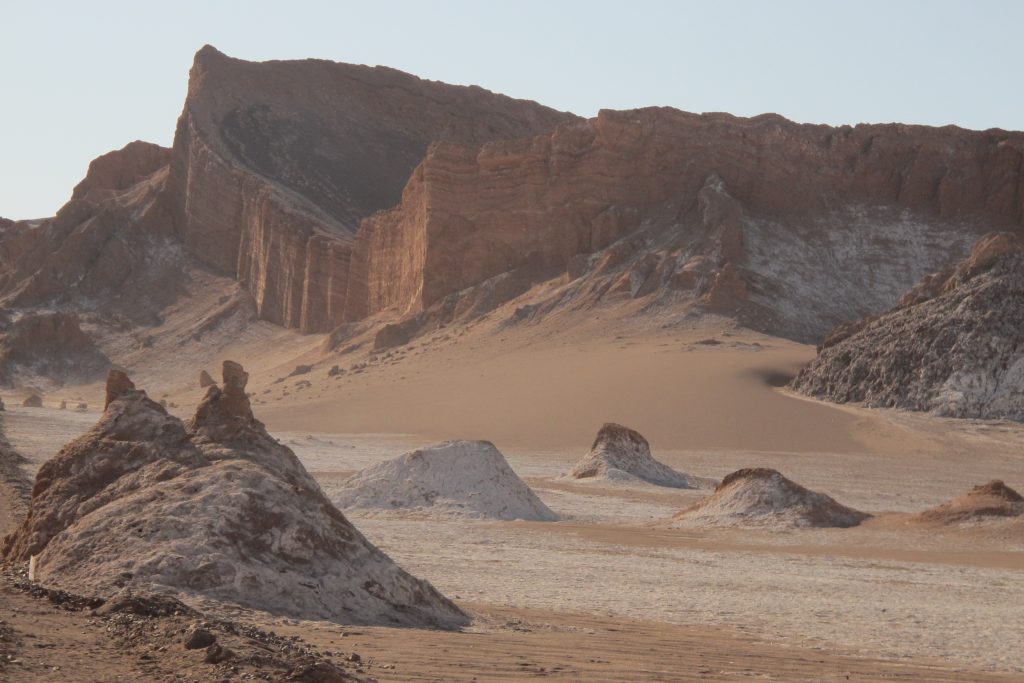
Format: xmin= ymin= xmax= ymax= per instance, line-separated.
xmin=2 ymin=0 xmax=1021 ymax=219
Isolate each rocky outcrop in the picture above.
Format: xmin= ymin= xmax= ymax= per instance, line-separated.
xmin=198 ymin=370 xmax=215 ymax=388
xmin=568 ymin=423 xmax=709 ymax=488
xmin=343 ymin=108 xmax=1024 ymax=340
xmin=915 ymin=481 xmax=1023 ymax=525
xmin=71 ymin=141 xmax=171 ymax=201
xmin=2 ymin=49 xmax=1023 ymax=346
xmin=0 ymin=312 xmax=109 ymax=388
xmin=0 ymin=154 xmax=180 ymax=325
xmin=2 ymin=364 xmax=467 ymax=628
xmin=792 ymin=232 xmax=1024 ymax=420
xmin=334 ymin=440 xmax=557 ymax=521
xmin=166 ymin=46 xmax=576 ymax=332
xmin=673 ymin=468 xmax=870 ymax=529
xmin=21 ymin=394 xmax=42 ymax=408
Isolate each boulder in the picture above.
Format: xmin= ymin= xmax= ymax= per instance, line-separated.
xmin=22 ymin=394 xmax=42 ymax=408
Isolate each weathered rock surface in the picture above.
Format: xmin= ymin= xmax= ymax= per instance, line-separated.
xmin=167 ymin=45 xmax=576 ymax=332
xmin=334 ymin=440 xmax=557 ymax=521
xmin=792 ymin=232 xmax=1024 ymax=420
xmin=21 ymin=394 xmax=42 ymax=408
xmin=672 ymin=468 xmax=870 ymax=529
xmin=1 ymin=364 xmax=467 ymax=628
xmin=342 ymin=108 xmax=1024 ymax=340
xmin=1 ymin=48 xmax=1022 ymax=348
xmin=915 ymin=480 xmax=1024 ymax=525
xmin=568 ymin=423 xmax=709 ymax=488
xmin=71 ymin=141 xmax=171 ymax=201
xmin=0 ymin=312 xmax=110 ymax=389
xmin=198 ymin=369 xmax=215 ymax=387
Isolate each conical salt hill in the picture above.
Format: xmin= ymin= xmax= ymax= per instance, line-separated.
xmin=567 ymin=423 xmax=713 ymax=488
xmin=914 ymin=480 xmax=1023 ymax=525
xmin=672 ymin=468 xmax=870 ymax=529
xmin=334 ymin=440 xmax=558 ymax=521
xmin=1 ymin=364 xmax=467 ymax=629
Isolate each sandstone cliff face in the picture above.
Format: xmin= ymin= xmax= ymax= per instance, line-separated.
xmin=791 ymin=232 xmax=1024 ymax=420
xmin=166 ymin=46 xmax=576 ymax=332
xmin=345 ymin=108 xmax=1024 ymax=340
xmin=2 ymin=48 xmax=1023 ymax=350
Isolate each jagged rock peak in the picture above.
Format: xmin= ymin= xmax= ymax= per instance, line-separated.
xmin=2 ymin=364 xmax=467 ymax=628
xmin=104 ymin=369 xmax=136 ymax=409
xmin=192 ymin=360 xmax=254 ymax=429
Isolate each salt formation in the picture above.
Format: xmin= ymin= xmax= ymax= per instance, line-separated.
xmin=334 ymin=440 xmax=557 ymax=521
xmin=1 ymin=364 xmax=466 ymax=628
xmin=916 ymin=481 xmax=1023 ymax=525
xmin=568 ymin=423 xmax=709 ymax=488
xmin=673 ymin=468 xmax=870 ymax=529
xmin=793 ymin=232 xmax=1024 ymax=421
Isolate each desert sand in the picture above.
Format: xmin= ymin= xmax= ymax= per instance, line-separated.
xmin=2 ymin=309 xmax=1023 ymax=681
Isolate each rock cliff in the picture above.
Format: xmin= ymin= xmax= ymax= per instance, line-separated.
xmin=166 ymin=46 xmax=576 ymax=332
xmin=346 ymin=108 xmax=1024 ymax=340
xmin=791 ymin=232 xmax=1024 ymax=420
xmin=1 ymin=47 xmax=1022 ymax=352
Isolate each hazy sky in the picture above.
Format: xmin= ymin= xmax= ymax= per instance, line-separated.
xmin=2 ymin=0 xmax=1022 ymax=219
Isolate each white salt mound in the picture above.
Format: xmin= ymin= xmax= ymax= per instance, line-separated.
xmin=334 ymin=440 xmax=558 ymax=521
xmin=568 ymin=423 xmax=712 ymax=488
xmin=673 ymin=468 xmax=870 ymax=529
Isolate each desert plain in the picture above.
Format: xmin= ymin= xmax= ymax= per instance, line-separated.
xmin=1 ymin=305 xmax=1022 ymax=682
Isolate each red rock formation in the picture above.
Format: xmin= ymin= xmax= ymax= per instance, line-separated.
xmin=342 ymin=108 xmax=1024 ymax=334
xmin=71 ymin=141 xmax=170 ymax=201
xmin=166 ymin=46 xmax=575 ymax=332
xmin=1 ymin=48 xmax=1023 ymax=346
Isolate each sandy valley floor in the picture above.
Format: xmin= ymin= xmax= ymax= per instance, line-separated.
xmin=2 ymin=313 xmax=1023 ymax=681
